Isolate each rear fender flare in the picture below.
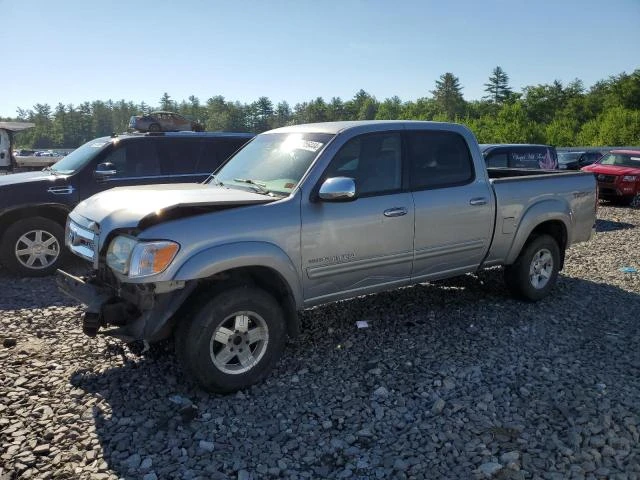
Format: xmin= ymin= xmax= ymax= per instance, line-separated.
xmin=505 ymin=200 xmax=571 ymax=265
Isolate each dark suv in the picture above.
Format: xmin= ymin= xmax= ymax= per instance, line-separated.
xmin=480 ymin=144 xmax=559 ymax=170
xmin=0 ymin=131 xmax=253 ymax=276
xmin=557 ymin=150 xmax=603 ymax=170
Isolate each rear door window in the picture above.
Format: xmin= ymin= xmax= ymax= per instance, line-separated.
xmin=407 ymin=130 xmax=475 ymax=190
xmin=157 ymin=138 xmax=201 ymax=175
xmin=103 ymin=140 xmax=162 ymax=178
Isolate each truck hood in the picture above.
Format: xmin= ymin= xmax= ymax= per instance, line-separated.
xmin=72 ymin=183 xmax=278 ymax=231
xmin=582 ymin=164 xmax=640 ymax=176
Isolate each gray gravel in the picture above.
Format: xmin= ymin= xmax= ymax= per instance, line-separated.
xmin=1 ymin=204 xmax=639 ymax=480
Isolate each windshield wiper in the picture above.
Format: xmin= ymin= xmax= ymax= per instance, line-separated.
xmin=42 ymin=166 xmax=58 ymax=176
xmin=233 ymin=178 xmax=271 ymax=195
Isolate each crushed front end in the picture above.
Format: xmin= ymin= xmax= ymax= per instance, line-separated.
xmin=57 ymin=215 xmax=194 ymax=342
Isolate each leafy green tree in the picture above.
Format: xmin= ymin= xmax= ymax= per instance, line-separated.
xmin=431 ymin=73 xmax=465 ymax=121
xmin=376 ymin=96 xmax=403 ymax=120
xmin=483 ymin=66 xmax=513 ymax=104
xmin=521 ymin=80 xmax=578 ymax=124
xmin=401 ymin=97 xmax=439 ymax=120
xmin=545 ymin=117 xmax=578 ymax=146
xmin=491 ymin=102 xmax=543 ymax=143
xmin=578 ymin=106 xmax=640 ymax=145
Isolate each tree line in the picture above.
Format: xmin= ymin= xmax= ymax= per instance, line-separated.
xmin=4 ymin=67 xmax=639 ymax=149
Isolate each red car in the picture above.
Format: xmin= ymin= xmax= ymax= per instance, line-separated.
xmin=582 ymin=150 xmax=640 ymax=206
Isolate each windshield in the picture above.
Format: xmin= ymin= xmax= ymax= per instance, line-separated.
xmin=557 ymin=152 xmax=582 ymax=164
xmin=598 ymin=153 xmax=640 ymax=168
xmin=214 ymin=132 xmax=334 ymax=195
xmin=51 ymin=138 xmax=112 ymax=174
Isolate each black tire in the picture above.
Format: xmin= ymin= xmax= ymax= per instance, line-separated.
xmin=175 ymin=286 xmax=286 ymax=393
xmin=0 ymin=217 xmax=66 ymax=277
xmin=504 ymin=234 xmax=560 ymax=302
xmin=148 ymin=123 xmax=161 ymax=132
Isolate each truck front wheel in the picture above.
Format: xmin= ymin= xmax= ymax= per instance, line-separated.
xmin=175 ymin=286 xmax=286 ymax=393
xmin=504 ymin=234 xmax=560 ymax=302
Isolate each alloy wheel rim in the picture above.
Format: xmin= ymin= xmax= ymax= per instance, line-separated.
xmin=14 ymin=229 xmax=60 ymax=269
xmin=209 ymin=311 xmax=269 ymax=375
xmin=529 ymin=248 xmax=553 ymax=289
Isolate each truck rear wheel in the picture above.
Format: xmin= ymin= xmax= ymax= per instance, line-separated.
xmin=0 ymin=217 xmax=65 ymax=277
xmin=175 ymin=286 xmax=286 ymax=393
xmin=504 ymin=234 xmax=560 ymax=302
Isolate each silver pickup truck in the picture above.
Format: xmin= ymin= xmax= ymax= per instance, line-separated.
xmin=57 ymin=121 xmax=597 ymax=392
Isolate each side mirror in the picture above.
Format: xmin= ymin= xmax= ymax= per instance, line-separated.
xmin=318 ymin=177 xmax=356 ymax=202
xmin=94 ymin=162 xmax=117 ymax=180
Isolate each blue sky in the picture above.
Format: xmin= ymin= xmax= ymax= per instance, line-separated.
xmin=2 ymin=0 xmax=638 ymax=117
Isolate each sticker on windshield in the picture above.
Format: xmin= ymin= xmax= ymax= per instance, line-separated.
xmin=281 ymin=135 xmax=324 ymax=153
xmin=90 ymin=142 xmax=108 ymax=148
xmin=298 ymin=140 xmax=323 ymax=152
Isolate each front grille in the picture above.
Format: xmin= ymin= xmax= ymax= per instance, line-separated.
xmin=67 ymin=220 xmax=96 ymax=261
xmin=597 ymin=174 xmax=616 ymax=183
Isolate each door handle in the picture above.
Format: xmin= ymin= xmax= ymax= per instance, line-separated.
xmin=384 ymin=207 xmax=408 ymax=217
xmin=469 ymin=197 xmax=488 ymax=206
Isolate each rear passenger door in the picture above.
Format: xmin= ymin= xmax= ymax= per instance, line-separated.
xmin=409 ymin=130 xmax=494 ymax=280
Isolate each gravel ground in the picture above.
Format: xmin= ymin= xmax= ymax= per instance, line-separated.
xmin=1 ymin=204 xmax=639 ymax=480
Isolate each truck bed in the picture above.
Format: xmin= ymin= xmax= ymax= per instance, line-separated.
xmin=484 ymin=168 xmax=597 ymax=266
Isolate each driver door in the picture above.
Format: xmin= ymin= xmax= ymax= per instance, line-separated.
xmin=301 ymin=132 xmax=414 ymax=306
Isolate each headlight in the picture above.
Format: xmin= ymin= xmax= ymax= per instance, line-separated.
xmin=106 ymin=236 xmax=137 ymax=273
xmin=106 ymin=236 xmax=179 ymax=277
xmin=622 ymin=175 xmax=638 ymax=182
xmin=129 ymin=241 xmax=179 ymax=277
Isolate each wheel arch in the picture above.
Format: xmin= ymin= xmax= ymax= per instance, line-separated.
xmin=505 ymin=201 xmax=570 ymax=269
xmin=0 ymin=204 xmax=70 ymax=238
xmin=172 ymin=242 xmax=303 ymax=338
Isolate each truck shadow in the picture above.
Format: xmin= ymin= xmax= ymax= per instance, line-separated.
xmin=595 ymin=218 xmax=635 ymax=232
xmin=68 ymin=269 xmax=640 ymax=479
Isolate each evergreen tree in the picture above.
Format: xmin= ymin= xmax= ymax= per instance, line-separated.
xmin=159 ymin=92 xmax=175 ymax=111
xmin=431 ymin=73 xmax=465 ymax=121
xmin=483 ymin=66 xmax=513 ymax=104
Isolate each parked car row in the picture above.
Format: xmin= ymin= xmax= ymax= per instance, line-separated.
xmin=478 ymin=143 xmax=638 ymax=206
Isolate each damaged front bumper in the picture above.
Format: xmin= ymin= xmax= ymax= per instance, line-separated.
xmin=56 ymin=269 xmax=195 ymax=343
